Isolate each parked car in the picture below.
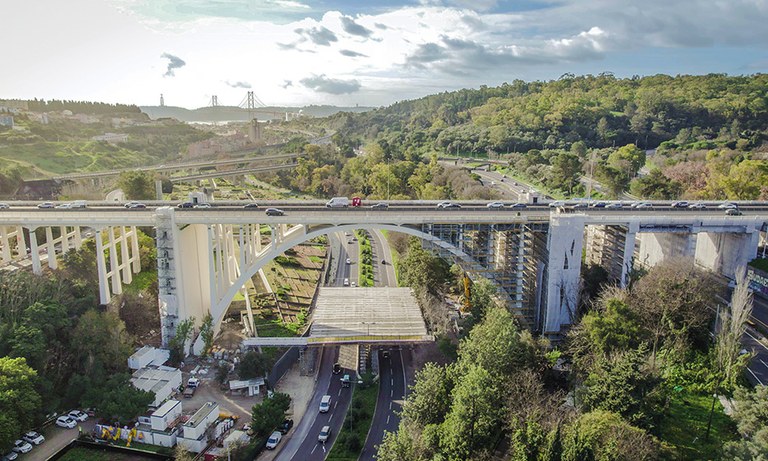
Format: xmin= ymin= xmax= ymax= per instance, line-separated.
xmin=370 ymin=203 xmax=389 ymax=210
xmin=265 ymin=208 xmax=284 ymax=216
xmin=243 ymin=423 xmax=254 ymax=436
xmin=56 ymin=203 xmax=72 ymax=209
xmin=265 ymin=431 xmax=282 ymax=449
xmin=319 ymin=395 xmax=331 ymax=413
xmin=22 ymin=432 xmax=44 ymax=446
xmin=726 ymin=208 xmax=743 ymax=216
xmin=318 ymin=425 xmax=331 ymax=443
xmin=279 ymin=419 xmax=294 ymax=434
xmin=187 ymin=377 xmax=200 ymax=388
xmin=2 ymin=450 xmax=18 ymax=461
xmin=56 ymin=416 xmax=77 ymax=429
xmin=486 ymin=201 xmax=504 ymax=209
xmin=37 ymin=202 xmax=55 ymax=209
xmin=68 ymin=409 xmax=88 ymax=422
xmin=243 ymin=203 xmax=259 ymax=209
xmin=12 ymin=440 xmax=32 ymax=454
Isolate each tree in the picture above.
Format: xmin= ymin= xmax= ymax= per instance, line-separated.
xmin=401 ymin=363 xmax=452 ymax=427
xmin=237 ymin=350 xmax=268 ymax=380
xmin=467 ymin=278 xmax=498 ymax=322
xmin=87 ymin=373 xmax=155 ymax=426
xmin=723 ymin=386 xmax=768 ymax=459
xmin=562 ymin=410 xmax=660 ymax=461
xmin=199 ymin=313 xmax=214 ymax=358
xmin=608 ymin=144 xmax=646 ymax=178
xmin=714 ymin=267 xmax=754 ymax=392
xmin=549 ymin=152 xmax=583 ymax=195
xmin=117 ymin=170 xmax=155 ymax=200
xmin=73 ymin=310 xmax=133 ymax=374
xmin=578 ymin=346 xmax=665 ymax=430
xmin=440 ymin=364 xmax=502 ymax=460
xmin=630 ymin=169 xmax=682 ymax=200
xmin=168 ymin=317 xmax=195 ymax=365
xmin=581 ymin=298 xmax=647 ymax=355
xmin=0 ymin=357 xmax=41 ymax=452
xmin=250 ymin=392 xmax=291 ymax=438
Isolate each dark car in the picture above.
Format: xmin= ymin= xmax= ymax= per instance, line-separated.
xmin=442 ymin=203 xmax=462 ymax=209
xmin=332 ymin=363 xmax=342 ymax=375
xmin=279 ymin=419 xmax=294 ymax=434
xmin=382 ymin=349 xmax=390 ymax=359
xmin=243 ymin=203 xmax=259 ymax=209
xmin=265 ymin=208 xmax=285 ymax=216
xmin=671 ymin=201 xmax=689 ymax=208
xmin=725 ymin=208 xmax=743 ymax=216
xmin=370 ymin=203 xmax=389 ymax=210
xmin=128 ymin=203 xmax=147 ymax=209
xmin=177 ymin=202 xmax=194 ymax=209
xmin=509 ymin=203 xmax=527 ymax=209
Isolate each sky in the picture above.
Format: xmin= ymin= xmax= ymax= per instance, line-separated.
xmin=2 ymin=0 xmax=767 ymax=109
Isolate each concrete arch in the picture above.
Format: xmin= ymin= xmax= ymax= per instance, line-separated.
xmin=210 ymin=222 xmax=472 ymax=335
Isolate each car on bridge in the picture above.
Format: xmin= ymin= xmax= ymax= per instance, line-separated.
xmin=718 ymin=202 xmax=738 ymax=209
xmin=194 ymin=203 xmax=212 ymax=208
xmin=0 ymin=203 xmax=9 ymax=209
xmin=548 ymin=201 xmax=565 ymax=208
xmin=127 ymin=203 xmax=146 ymax=209
xmin=436 ymin=201 xmax=461 ymax=209
xmin=589 ymin=201 xmax=607 ymax=208
xmin=177 ymin=202 xmax=194 ymax=208
xmin=688 ymin=202 xmax=706 ymax=209
xmin=605 ymin=202 xmax=623 ymax=209
xmin=632 ymin=202 xmax=653 ymax=209
xmin=243 ymin=203 xmax=259 ymax=209
xmin=486 ymin=201 xmax=504 ymax=209
xmin=726 ymin=208 xmax=743 ymax=216
xmin=671 ymin=201 xmax=689 ymax=208
xmin=370 ymin=203 xmax=389 ymax=210
xmin=509 ymin=203 xmax=527 ymax=209
xmin=265 ymin=208 xmax=285 ymax=216
xmin=37 ymin=202 xmax=55 ymax=209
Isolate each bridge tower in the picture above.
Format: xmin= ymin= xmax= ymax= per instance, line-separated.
xmin=160 ymin=94 xmax=165 ymax=107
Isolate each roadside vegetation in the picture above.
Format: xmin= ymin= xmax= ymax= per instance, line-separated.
xmin=356 ymin=230 xmax=374 ymax=287
xmin=327 ymin=373 xmax=379 ymax=461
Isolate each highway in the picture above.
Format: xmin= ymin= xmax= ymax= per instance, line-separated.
xmin=743 ymin=294 xmax=768 ymax=386
xmin=276 ymin=232 xmax=356 ymax=460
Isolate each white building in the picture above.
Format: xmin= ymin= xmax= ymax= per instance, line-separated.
xmin=177 ymin=402 xmax=220 ymax=453
xmin=151 ymin=399 xmax=182 ymax=431
xmin=128 ymin=346 xmax=170 ymax=370
xmin=130 ymin=366 xmax=182 ymax=407
xmin=229 ymin=377 xmax=265 ymax=397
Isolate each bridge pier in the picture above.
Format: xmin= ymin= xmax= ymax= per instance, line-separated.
xmin=585 ymin=223 xmax=638 ymax=287
xmin=635 ymin=232 xmax=697 ymax=269
xmin=695 ymin=230 xmax=760 ymax=279
xmin=544 ymin=215 xmax=586 ymax=336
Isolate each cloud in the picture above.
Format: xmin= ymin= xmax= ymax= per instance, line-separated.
xmin=226 ymin=80 xmax=252 ymax=89
xmin=270 ymin=0 xmax=310 ymax=9
xmin=340 ymin=49 xmax=368 ymax=58
xmin=282 ymin=80 xmax=293 ymax=89
xmin=300 ymin=74 xmax=361 ymax=94
xmin=161 ymin=52 xmax=186 ymax=77
xmin=294 ymin=26 xmax=338 ymax=46
xmin=340 ymin=16 xmax=374 ymax=38
xmin=374 ymin=23 xmax=388 ymax=30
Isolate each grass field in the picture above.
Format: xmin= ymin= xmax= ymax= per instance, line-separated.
xmin=659 ymin=392 xmax=739 ymax=460
xmin=57 ymin=445 xmax=166 ymax=461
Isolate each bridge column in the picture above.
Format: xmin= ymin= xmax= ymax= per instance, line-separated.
xmin=544 ymin=215 xmax=586 ymax=336
xmin=73 ymin=226 xmax=82 ymax=249
xmin=695 ymin=229 xmax=760 ymax=279
xmin=0 ymin=226 xmax=11 ymax=262
xmin=27 ymin=229 xmax=42 ymax=275
xmin=45 ymin=227 xmax=57 ymax=270
xmin=255 ymin=224 xmax=262 ymax=253
xmin=130 ymin=226 xmax=140 ymax=272
xmin=16 ymin=226 xmax=26 ymax=256
xmin=207 ymin=225 xmax=218 ymax=314
xmin=94 ymin=229 xmax=111 ymax=304
xmin=108 ymin=227 xmax=122 ymax=295
xmin=59 ymin=226 xmax=69 ymax=253
xmin=120 ymin=227 xmax=133 ymax=285
xmin=620 ymin=222 xmax=638 ymax=287
xmin=635 ymin=232 xmax=696 ymax=269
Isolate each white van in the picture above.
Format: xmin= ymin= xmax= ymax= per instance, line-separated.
xmin=319 ymin=395 xmax=331 ymax=413
xmin=70 ymin=200 xmax=88 ymax=208
xmin=326 ymin=197 xmax=349 ymax=208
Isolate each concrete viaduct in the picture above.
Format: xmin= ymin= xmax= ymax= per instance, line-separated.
xmin=0 ymin=202 xmax=765 ymax=350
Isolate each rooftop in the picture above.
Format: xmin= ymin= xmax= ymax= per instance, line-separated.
xmin=185 ymin=402 xmax=219 ymax=429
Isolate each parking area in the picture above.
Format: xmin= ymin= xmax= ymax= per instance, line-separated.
xmin=8 ymin=419 xmax=96 ymax=461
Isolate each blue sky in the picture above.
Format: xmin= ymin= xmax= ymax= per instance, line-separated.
xmin=2 ymin=0 xmax=766 ymax=108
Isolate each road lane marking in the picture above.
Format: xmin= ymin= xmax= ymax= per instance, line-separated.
xmin=389 ymin=402 xmax=392 ymax=410
xmin=391 ymin=378 xmax=394 ymax=386
xmin=390 ymin=388 xmax=393 ymax=398
xmin=761 ymin=359 xmax=768 ymax=371
xmin=338 ymin=389 xmax=341 ymax=396
xmin=311 ymin=444 xmax=317 ymax=454
xmin=748 ymin=367 xmax=764 ymax=386
xmin=386 ymin=415 xmax=390 ymax=425
xmin=329 ymin=412 xmax=334 ymax=422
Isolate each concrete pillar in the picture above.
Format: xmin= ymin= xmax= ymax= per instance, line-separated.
xmin=515 ymin=228 xmax=526 ymax=309
xmin=130 ymin=226 xmax=141 ymax=272
xmin=95 ymin=229 xmax=110 ymax=304
xmin=73 ymin=226 xmax=82 ymax=249
xmin=239 ymin=225 xmax=246 ymax=268
xmin=216 ymin=226 xmax=227 ymax=294
xmin=544 ymin=215 xmax=586 ymax=335
xmin=59 ymin=226 xmax=69 ymax=253
xmin=29 ymin=229 xmax=41 ymax=275
xmin=255 ymin=224 xmax=262 ymax=253
xmin=108 ymin=227 xmax=122 ymax=295
xmin=120 ymin=227 xmax=132 ymax=284
xmin=45 ymin=227 xmax=57 ymax=269
xmin=207 ymin=225 xmax=218 ymax=309
xmin=635 ymin=232 xmax=696 ymax=269
xmin=620 ymin=222 xmax=638 ymax=287
xmin=16 ymin=226 xmax=26 ymax=256
xmin=695 ymin=230 xmax=760 ymax=279
xmin=0 ymin=226 xmax=11 ymax=262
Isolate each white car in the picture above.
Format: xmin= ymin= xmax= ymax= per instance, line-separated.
xmin=548 ymin=201 xmax=565 ymax=208
xmin=605 ymin=202 xmax=623 ymax=209
xmin=346 ymin=258 xmax=351 ymax=264
xmin=486 ymin=201 xmax=505 ymax=209
xmin=12 ymin=441 xmax=31 ymax=454
xmin=343 ymin=278 xmax=350 ymax=286
xmin=319 ymin=395 xmax=331 ymax=413
xmin=633 ymin=202 xmax=653 ymax=209
xmin=68 ymin=409 xmax=88 ymax=422
xmin=2 ymin=450 xmax=18 ymax=461
xmin=688 ymin=202 xmax=706 ymax=209
xmin=0 ymin=203 xmax=9 ymax=209
xmin=22 ymin=431 xmax=44 ymax=445
xmin=718 ymin=202 xmax=738 ymax=209
xmin=318 ymin=425 xmax=331 ymax=443
xmin=265 ymin=431 xmax=282 ymax=450
xmin=194 ymin=203 xmax=211 ymax=208
xmin=56 ymin=416 xmax=77 ymax=429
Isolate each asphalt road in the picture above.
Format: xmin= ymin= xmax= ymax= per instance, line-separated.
xmin=744 ymin=294 xmax=768 ymax=386
xmin=360 ymin=348 xmax=407 ymax=461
